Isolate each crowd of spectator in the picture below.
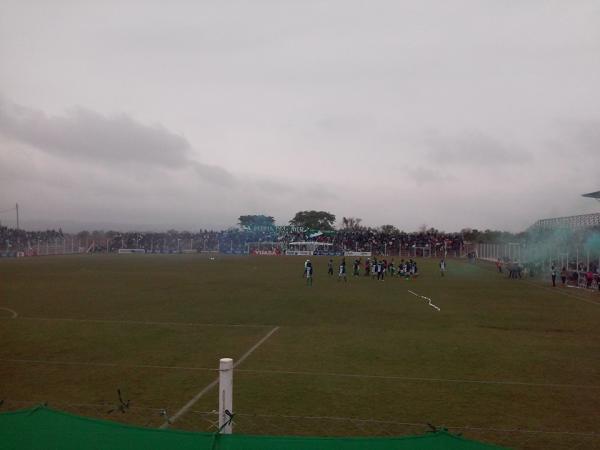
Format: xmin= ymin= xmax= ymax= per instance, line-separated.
xmin=317 ymin=229 xmax=464 ymax=254
xmin=0 ymin=225 xmax=64 ymax=254
xmin=114 ymin=227 xmax=465 ymax=255
xmin=1 ymin=224 xmax=464 ymax=256
xmin=1 ymin=223 xmax=596 ymax=277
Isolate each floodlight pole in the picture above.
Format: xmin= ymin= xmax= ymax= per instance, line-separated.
xmin=587 ymin=249 xmax=590 ymax=271
xmin=219 ymin=358 xmax=233 ymax=434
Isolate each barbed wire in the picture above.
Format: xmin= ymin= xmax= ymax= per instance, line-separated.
xmin=1 ymin=399 xmax=598 ymax=449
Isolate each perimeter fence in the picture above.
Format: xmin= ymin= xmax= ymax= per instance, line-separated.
xmin=1 ymin=399 xmax=598 ymax=450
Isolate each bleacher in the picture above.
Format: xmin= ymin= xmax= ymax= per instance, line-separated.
xmin=531 ymin=212 xmax=600 ymax=231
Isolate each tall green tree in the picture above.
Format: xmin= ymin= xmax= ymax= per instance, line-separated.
xmin=238 ymin=215 xmax=275 ymax=228
xmin=341 ymin=217 xmax=363 ymax=230
xmin=380 ymin=224 xmax=398 ymax=234
xmin=290 ymin=211 xmax=336 ymax=231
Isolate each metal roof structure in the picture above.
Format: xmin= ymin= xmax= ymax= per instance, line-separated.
xmin=582 ymin=190 xmax=600 ymax=199
xmin=532 ymin=213 xmax=600 ymax=231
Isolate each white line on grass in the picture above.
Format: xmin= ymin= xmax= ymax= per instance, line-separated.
xmin=2 ymin=316 xmax=273 ymax=328
xmin=233 ymin=368 xmax=600 ymax=389
xmin=159 ymin=325 xmax=280 ymax=429
xmin=407 ymin=290 xmax=441 ymax=311
xmin=522 ymin=280 xmax=600 ymax=306
xmin=0 ymin=307 xmax=18 ymax=318
xmin=0 ymin=358 xmax=217 ymax=372
xmin=226 ymin=412 xmax=600 ymax=437
xmin=4 ymin=357 xmax=598 ymax=390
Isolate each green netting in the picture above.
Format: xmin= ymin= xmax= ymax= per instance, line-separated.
xmin=0 ymin=407 xmax=510 ymax=450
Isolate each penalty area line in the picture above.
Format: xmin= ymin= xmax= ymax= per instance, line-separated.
xmin=0 ymin=307 xmax=18 ymax=318
xmin=160 ymin=325 xmax=280 ymax=429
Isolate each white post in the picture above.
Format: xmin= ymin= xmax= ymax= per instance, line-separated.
xmin=587 ymin=250 xmax=590 ymax=271
xmin=219 ymin=358 xmax=233 ymax=434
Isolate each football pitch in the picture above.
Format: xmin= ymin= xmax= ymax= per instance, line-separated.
xmin=1 ymin=254 xmax=599 ymax=449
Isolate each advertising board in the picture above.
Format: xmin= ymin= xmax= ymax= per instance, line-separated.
xmin=344 ymin=251 xmax=372 ymax=257
xmin=285 ymin=250 xmax=313 ymax=256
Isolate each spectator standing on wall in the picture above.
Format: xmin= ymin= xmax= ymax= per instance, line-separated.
xmin=586 ymin=270 xmax=594 ymax=289
xmin=560 ymin=267 xmax=567 ymax=286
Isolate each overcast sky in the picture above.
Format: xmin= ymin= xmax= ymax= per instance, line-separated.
xmin=1 ymin=0 xmax=599 ymax=232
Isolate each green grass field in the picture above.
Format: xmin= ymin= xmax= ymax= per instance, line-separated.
xmin=1 ymin=254 xmax=599 ymax=449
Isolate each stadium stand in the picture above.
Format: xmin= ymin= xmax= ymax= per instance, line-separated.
xmin=530 ymin=190 xmax=600 ymax=231
xmin=1 ymin=226 xmax=464 ymax=257
xmin=530 ymin=213 xmax=600 ymax=231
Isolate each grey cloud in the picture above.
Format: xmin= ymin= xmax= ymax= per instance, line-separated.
xmin=1 ymin=1 xmax=599 ymax=232
xmin=314 ymin=114 xmax=376 ymax=134
xmin=303 ymin=184 xmax=339 ymax=201
xmin=553 ymin=120 xmax=600 ymax=159
xmin=192 ymin=162 xmax=236 ymax=187
xmin=406 ymin=166 xmax=457 ymax=186
xmin=252 ymin=178 xmax=295 ymax=195
xmin=423 ymin=131 xmax=530 ymax=167
xmin=0 ymin=98 xmax=235 ymax=186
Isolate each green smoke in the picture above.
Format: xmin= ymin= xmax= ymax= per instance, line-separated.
xmin=584 ymin=233 xmax=600 ymax=253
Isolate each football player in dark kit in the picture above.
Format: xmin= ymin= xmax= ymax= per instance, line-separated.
xmin=327 ymin=258 xmax=334 ymax=276
xmin=353 ymin=258 xmax=360 ymax=277
xmin=338 ymin=258 xmax=347 ymax=282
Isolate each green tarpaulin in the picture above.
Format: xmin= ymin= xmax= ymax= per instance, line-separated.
xmin=0 ymin=407 xmax=509 ymax=450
